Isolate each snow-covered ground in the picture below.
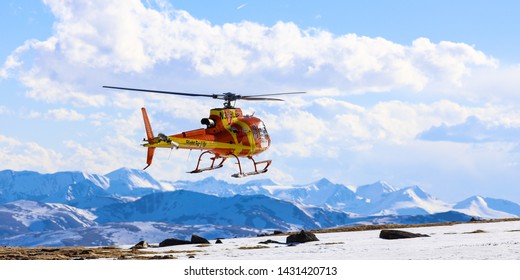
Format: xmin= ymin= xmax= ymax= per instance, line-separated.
xmin=135 ymin=220 xmax=520 ymax=260
xmin=5 ymin=221 xmax=519 ymax=280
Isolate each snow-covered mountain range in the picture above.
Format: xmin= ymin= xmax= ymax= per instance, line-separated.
xmin=1 ymin=167 xmax=518 ymax=246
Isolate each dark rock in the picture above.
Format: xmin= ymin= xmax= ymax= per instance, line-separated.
xmin=379 ymin=229 xmax=430 ymax=240
xmin=191 ymin=235 xmax=210 ymax=244
xmin=259 ymin=239 xmax=283 ymax=244
xmin=159 ymin=238 xmax=192 ymax=247
xmin=273 ymin=230 xmax=284 ymax=235
xmin=215 ymin=239 xmax=223 ymax=244
xmin=150 ymin=255 xmax=176 ymax=260
xmin=286 ymin=230 xmax=319 ymax=243
xmin=131 ymin=240 xmax=149 ymax=249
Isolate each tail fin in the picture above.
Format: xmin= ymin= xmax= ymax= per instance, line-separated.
xmin=144 ymin=147 xmax=156 ymax=170
xmin=141 ymin=107 xmax=155 ymax=170
xmin=142 ymin=107 xmax=154 ymax=143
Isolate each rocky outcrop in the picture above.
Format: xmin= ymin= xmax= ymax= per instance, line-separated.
xmin=159 ymin=235 xmax=210 ymax=247
xmin=379 ymin=229 xmax=430 ymax=240
xmin=286 ymin=230 xmax=319 ymax=243
xmin=159 ymin=238 xmax=192 ymax=247
xmin=131 ymin=240 xmax=149 ymax=249
xmin=191 ymin=235 xmax=210 ymax=244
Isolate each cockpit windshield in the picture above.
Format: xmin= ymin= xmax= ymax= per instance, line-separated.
xmin=258 ymin=121 xmax=269 ymax=139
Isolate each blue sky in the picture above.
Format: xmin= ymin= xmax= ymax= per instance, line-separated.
xmin=1 ymin=0 xmax=520 ymax=203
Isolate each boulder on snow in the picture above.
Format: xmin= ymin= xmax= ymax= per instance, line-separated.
xmin=286 ymin=230 xmax=319 ymax=243
xmin=159 ymin=238 xmax=192 ymax=247
xmin=131 ymin=240 xmax=149 ymax=249
xmin=191 ymin=235 xmax=210 ymax=244
xmin=379 ymin=229 xmax=430 ymax=240
xmin=215 ymin=239 xmax=223 ymax=244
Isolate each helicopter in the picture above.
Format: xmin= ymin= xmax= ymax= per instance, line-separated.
xmin=103 ymin=86 xmax=305 ymax=178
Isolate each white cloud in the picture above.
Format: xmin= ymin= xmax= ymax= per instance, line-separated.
xmin=44 ymin=108 xmax=85 ymax=121
xmin=462 ymin=64 xmax=520 ymax=103
xmin=20 ymin=73 xmax=106 ymax=107
xmin=411 ymin=38 xmax=497 ymax=88
xmin=1 ymin=0 xmax=498 ymax=110
xmin=0 ymin=55 xmax=21 ymax=79
xmin=264 ymin=109 xmax=328 ymax=157
xmin=418 ymin=115 xmax=520 ymax=143
xmin=0 ymin=134 xmax=64 ymax=172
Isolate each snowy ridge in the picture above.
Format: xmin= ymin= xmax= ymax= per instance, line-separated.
xmin=453 ymin=196 xmax=520 ymax=218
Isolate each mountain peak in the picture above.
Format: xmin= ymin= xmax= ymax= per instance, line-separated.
xmin=314 ymin=178 xmax=333 ymax=186
xmin=401 ymin=185 xmax=431 ymax=200
xmin=104 ymin=168 xmax=164 ymax=197
xmin=105 ymin=167 xmax=148 ymax=178
xmin=243 ymin=178 xmax=277 ymax=187
xmin=356 ymin=181 xmax=397 ymax=202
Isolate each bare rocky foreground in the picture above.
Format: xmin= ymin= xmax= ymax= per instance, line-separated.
xmin=2 ymin=218 xmax=518 ymax=260
xmin=0 ymin=246 xmax=178 ymax=260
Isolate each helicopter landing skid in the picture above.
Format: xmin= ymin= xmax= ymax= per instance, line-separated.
xmin=231 ymin=155 xmax=272 ymax=178
xmin=188 ymin=151 xmax=227 ymax=173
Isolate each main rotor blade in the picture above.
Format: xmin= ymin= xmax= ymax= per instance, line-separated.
xmin=103 ymin=86 xmax=217 ymax=98
xmin=241 ymin=92 xmax=306 ymax=98
xmin=241 ymin=97 xmax=284 ymax=101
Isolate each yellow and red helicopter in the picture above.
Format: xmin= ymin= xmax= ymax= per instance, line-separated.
xmin=103 ymin=86 xmax=304 ymax=178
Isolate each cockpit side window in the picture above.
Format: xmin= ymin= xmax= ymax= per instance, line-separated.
xmin=252 ymin=125 xmax=259 ymax=139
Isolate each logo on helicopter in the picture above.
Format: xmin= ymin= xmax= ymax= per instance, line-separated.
xmin=186 ymin=139 xmax=207 ymax=148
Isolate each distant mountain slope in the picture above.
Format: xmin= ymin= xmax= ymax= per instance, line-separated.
xmin=268 ymin=178 xmax=358 ymax=209
xmin=95 ymin=190 xmax=327 ymax=231
xmin=165 ymin=177 xmax=269 ymax=197
xmin=169 ymin=178 xmax=457 ymax=217
xmin=0 ymin=200 xmax=96 ymax=237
